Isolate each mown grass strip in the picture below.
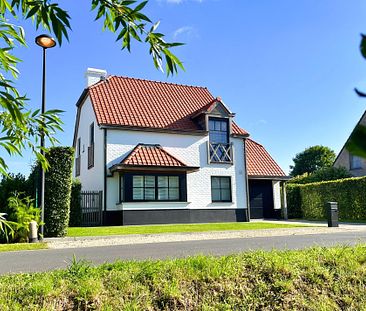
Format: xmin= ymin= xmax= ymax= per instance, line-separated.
xmin=1 ymin=245 xmax=366 ymax=310
xmin=0 ymin=242 xmax=48 ymax=252
xmin=67 ymin=222 xmax=306 ymax=237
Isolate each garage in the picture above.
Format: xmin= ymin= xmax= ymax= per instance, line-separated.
xmin=245 ymin=138 xmax=289 ymax=220
xmin=249 ymin=180 xmax=275 ymax=219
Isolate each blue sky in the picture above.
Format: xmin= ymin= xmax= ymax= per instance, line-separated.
xmin=3 ymin=0 xmax=366 ymax=175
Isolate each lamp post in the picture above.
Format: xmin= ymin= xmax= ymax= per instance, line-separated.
xmin=35 ymin=34 xmax=56 ymax=239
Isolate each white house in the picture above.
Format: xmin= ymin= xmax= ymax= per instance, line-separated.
xmin=73 ymin=68 xmax=285 ymax=225
xmin=74 ymin=68 xmax=252 ymax=225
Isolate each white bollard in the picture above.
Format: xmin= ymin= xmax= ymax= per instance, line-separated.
xmin=29 ymin=221 xmax=38 ymax=243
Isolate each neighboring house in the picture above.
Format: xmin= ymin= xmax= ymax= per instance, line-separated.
xmin=245 ymin=139 xmax=289 ymax=219
xmin=334 ymin=110 xmax=366 ymax=176
xmin=74 ymin=68 xmax=250 ymax=225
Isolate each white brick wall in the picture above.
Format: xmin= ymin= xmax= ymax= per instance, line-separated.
xmin=106 ymin=129 xmax=248 ymax=211
xmin=73 ymin=96 xmax=104 ymax=192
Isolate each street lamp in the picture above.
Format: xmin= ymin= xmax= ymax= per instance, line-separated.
xmin=35 ymin=34 xmax=56 ymax=240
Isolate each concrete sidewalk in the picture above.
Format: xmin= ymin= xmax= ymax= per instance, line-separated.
xmin=45 ymin=221 xmax=366 ymax=250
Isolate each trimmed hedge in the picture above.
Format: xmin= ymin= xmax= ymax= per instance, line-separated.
xmin=287 ymin=176 xmax=366 ymax=221
xmin=44 ymin=147 xmax=74 ymax=237
xmin=69 ymin=180 xmax=82 ymax=227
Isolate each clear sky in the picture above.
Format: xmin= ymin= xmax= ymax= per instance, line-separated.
xmin=3 ymin=0 xmax=366 ymax=175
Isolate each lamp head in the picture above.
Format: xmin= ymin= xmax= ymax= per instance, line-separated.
xmin=35 ymin=34 xmax=56 ymax=49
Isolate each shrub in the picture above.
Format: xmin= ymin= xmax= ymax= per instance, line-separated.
xmin=69 ymin=180 xmax=82 ymax=227
xmin=288 ymin=166 xmax=352 ymax=185
xmin=286 ymin=184 xmax=302 ymax=218
xmin=44 ymin=147 xmax=74 ymax=237
xmin=0 ymin=174 xmax=29 ymax=214
xmin=287 ymin=176 xmax=366 ymax=221
xmin=7 ymin=194 xmax=41 ymax=242
xmin=0 ymin=213 xmax=15 ymax=243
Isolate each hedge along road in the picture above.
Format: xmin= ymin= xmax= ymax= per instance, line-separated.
xmin=2 ymin=230 xmax=366 ymax=275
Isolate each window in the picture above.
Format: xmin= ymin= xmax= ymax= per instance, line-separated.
xmin=133 ymin=175 xmax=156 ymax=200
xmin=158 ymin=176 xmax=180 ymax=200
xmin=208 ymin=118 xmax=233 ymax=163
xmin=75 ymin=138 xmax=81 ymax=176
xmin=77 ymin=138 xmax=81 ymax=157
xmin=350 ymin=154 xmax=362 ymax=170
xmin=122 ymin=173 xmax=187 ymax=202
xmin=88 ymin=123 xmax=94 ymax=169
xmin=119 ymin=175 xmax=124 ymax=202
xmin=209 ymin=118 xmax=228 ymax=144
xmin=211 ymin=176 xmax=232 ymax=202
xmin=89 ymin=123 xmax=94 ymax=146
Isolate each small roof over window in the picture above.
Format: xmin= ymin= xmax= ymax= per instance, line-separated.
xmin=110 ymin=144 xmax=199 ymax=173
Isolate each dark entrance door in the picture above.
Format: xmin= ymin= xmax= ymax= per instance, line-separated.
xmin=249 ymin=180 xmax=274 ymax=219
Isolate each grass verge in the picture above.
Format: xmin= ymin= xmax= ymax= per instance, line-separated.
xmin=1 ymin=245 xmax=366 ymax=310
xmin=0 ymin=242 xmax=47 ymax=253
xmin=67 ymin=221 xmax=306 ymax=237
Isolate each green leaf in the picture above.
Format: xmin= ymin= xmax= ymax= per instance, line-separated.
xmin=360 ymin=34 xmax=366 ymax=59
xmin=345 ymin=124 xmax=366 ymax=159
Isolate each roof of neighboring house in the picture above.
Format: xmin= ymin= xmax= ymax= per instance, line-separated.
xmin=121 ymin=144 xmax=187 ymax=167
xmin=85 ymin=75 xmax=248 ymax=136
xmin=245 ymin=138 xmax=287 ymax=178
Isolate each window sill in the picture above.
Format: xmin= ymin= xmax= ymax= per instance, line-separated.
xmin=117 ymin=201 xmax=191 ymax=205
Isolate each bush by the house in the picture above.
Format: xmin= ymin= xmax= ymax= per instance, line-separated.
xmin=287 ymin=176 xmax=366 ymax=221
xmin=288 ymin=166 xmax=352 ymax=185
xmin=0 ymin=174 xmax=30 ymax=214
xmin=43 ymin=147 xmax=74 ymax=237
xmin=7 ymin=194 xmax=41 ymax=242
xmin=69 ymin=180 xmax=82 ymax=227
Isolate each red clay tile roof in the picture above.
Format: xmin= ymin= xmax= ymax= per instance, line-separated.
xmin=121 ymin=144 xmax=187 ymax=167
xmin=87 ymin=76 xmax=248 ymax=135
xmin=246 ymin=138 xmax=286 ymax=177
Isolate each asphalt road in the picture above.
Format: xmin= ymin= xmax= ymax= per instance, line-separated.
xmin=1 ymin=231 xmax=366 ymax=275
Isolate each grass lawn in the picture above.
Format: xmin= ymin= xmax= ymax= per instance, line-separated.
xmin=67 ymin=221 xmax=306 ymax=237
xmin=1 ymin=245 xmax=366 ymax=310
xmin=0 ymin=242 xmax=47 ymax=252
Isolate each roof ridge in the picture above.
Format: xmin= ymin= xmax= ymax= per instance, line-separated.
xmin=106 ymin=75 xmax=209 ymax=90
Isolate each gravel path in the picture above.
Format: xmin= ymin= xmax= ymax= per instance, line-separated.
xmin=46 ymin=225 xmax=366 ymax=249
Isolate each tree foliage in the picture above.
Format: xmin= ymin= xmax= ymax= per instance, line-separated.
xmin=0 ymin=0 xmax=183 ymax=175
xmin=349 ymin=34 xmax=366 ymax=159
xmin=289 ymin=145 xmax=336 ymax=177
xmin=288 ymin=166 xmax=352 ymax=185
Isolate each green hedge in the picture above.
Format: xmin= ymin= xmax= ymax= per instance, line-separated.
xmin=69 ymin=180 xmax=82 ymax=227
xmin=44 ymin=147 xmax=74 ymax=237
xmin=287 ymin=176 xmax=366 ymax=221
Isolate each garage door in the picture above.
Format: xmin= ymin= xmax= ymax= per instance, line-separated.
xmin=249 ymin=180 xmax=275 ymax=219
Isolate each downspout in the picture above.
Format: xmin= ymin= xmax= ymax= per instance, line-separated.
xmin=103 ymin=128 xmax=107 ymax=224
xmin=243 ymin=138 xmax=251 ymax=222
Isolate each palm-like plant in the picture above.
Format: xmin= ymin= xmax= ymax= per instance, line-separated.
xmin=0 ymin=213 xmax=15 ymax=242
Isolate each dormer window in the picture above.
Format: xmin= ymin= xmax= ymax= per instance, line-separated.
xmin=209 ymin=118 xmax=229 ymax=144
xmin=208 ymin=117 xmax=233 ymax=164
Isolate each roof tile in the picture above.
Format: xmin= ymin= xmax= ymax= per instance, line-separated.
xmin=88 ymin=76 xmax=248 ymax=135
xmin=246 ymin=138 xmax=286 ymax=177
xmin=121 ymin=144 xmax=187 ymax=167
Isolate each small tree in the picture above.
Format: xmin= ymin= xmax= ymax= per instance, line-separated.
xmin=289 ymin=145 xmax=336 ymax=177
